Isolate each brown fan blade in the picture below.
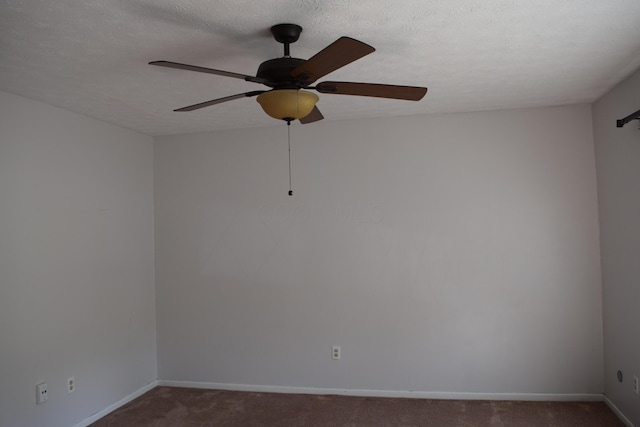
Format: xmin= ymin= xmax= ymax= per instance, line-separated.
xmin=150 ymin=61 xmax=266 ymax=84
xmin=316 ymin=81 xmax=427 ymax=101
xmin=174 ymin=91 xmax=265 ymax=112
xmin=299 ymin=106 xmax=324 ymax=124
xmin=291 ymin=37 xmax=375 ymax=84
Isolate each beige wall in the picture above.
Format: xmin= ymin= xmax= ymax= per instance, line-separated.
xmin=0 ymin=91 xmax=157 ymax=427
xmin=593 ymin=67 xmax=640 ymax=425
xmin=154 ymin=104 xmax=603 ymax=396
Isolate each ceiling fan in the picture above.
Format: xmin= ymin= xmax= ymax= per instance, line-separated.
xmin=149 ymin=24 xmax=428 ymax=124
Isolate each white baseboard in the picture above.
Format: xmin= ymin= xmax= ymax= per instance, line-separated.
xmin=73 ymin=380 xmax=158 ymax=427
xmin=604 ymin=396 xmax=636 ymax=427
xmin=157 ymin=380 xmax=603 ymax=402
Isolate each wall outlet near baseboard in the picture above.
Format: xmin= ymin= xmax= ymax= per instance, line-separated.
xmin=332 ymin=345 xmax=341 ymax=360
xmin=633 ymin=375 xmax=639 ymax=395
xmin=36 ymin=382 xmax=48 ymax=404
xmin=67 ymin=377 xmax=75 ymax=394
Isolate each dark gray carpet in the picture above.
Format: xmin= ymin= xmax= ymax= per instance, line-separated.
xmin=90 ymin=386 xmax=624 ymax=427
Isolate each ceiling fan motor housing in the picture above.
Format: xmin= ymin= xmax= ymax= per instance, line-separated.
xmin=256 ymin=57 xmax=307 ymax=89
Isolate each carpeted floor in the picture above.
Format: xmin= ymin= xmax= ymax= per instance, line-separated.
xmin=89 ymin=386 xmax=624 ymax=427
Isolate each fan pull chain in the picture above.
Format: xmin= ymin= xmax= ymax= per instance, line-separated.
xmin=287 ymin=120 xmax=293 ymax=196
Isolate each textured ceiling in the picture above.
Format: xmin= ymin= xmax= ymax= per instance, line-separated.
xmin=2 ymin=0 xmax=640 ymax=136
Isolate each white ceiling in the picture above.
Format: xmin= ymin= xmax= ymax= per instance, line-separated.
xmin=2 ymin=0 xmax=640 ymax=136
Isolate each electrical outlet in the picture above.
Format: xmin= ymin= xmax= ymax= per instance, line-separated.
xmin=633 ymin=375 xmax=639 ymax=395
xmin=36 ymin=382 xmax=48 ymax=404
xmin=67 ymin=377 xmax=75 ymax=394
xmin=332 ymin=345 xmax=341 ymax=360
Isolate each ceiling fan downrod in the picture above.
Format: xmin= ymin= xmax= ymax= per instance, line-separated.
xmin=270 ymin=23 xmax=302 ymax=58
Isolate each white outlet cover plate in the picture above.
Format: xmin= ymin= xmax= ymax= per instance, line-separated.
xmin=332 ymin=346 xmax=341 ymax=360
xmin=36 ymin=382 xmax=48 ymax=404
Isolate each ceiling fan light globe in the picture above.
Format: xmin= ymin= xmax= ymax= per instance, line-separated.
xmin=257 ymin=89 xmax=319 ymax=121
